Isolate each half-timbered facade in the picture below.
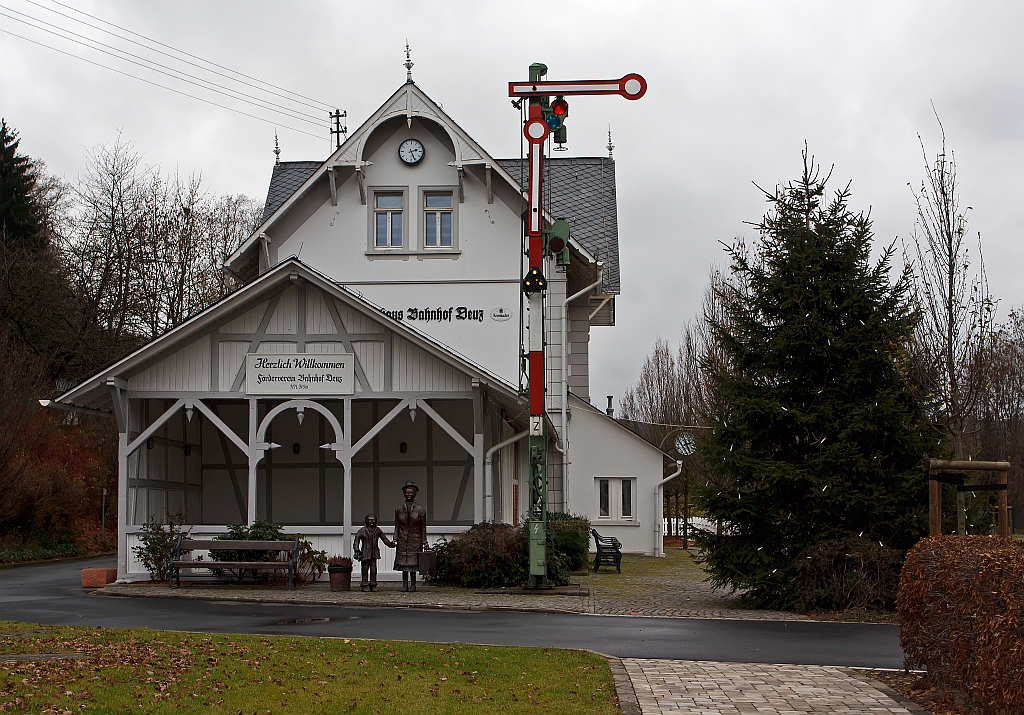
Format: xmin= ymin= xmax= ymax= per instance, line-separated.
xmin=49 ymin=75 xmax=668 ymax=581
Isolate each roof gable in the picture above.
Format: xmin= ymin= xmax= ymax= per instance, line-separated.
xmin=226 ymin=81 xmax=528 ymax=278
xmin=53 ymin=258 xmax=520 ymax=416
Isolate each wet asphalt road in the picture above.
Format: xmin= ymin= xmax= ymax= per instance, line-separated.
xmin=0 ymin=556 xmax=904 ymax=668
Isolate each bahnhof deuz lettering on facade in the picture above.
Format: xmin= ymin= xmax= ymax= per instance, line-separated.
xmin=48 ymin=70 xmax=673 ymax=581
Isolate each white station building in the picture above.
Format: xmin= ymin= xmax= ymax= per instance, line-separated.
xmin=49 ymin=73 xmax=670 ymax=581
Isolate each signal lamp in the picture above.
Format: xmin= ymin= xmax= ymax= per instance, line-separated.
xmin=551 ymin=96 xmax=568 ymax=116
xmin=545 ymin=114 xmax=562 ymax=132
xmin=546 ymin=219 xmax=571 ymax=254
xmin=522 ymin=266 xmax=547 ymax=293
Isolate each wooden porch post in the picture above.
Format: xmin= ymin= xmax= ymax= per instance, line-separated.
xmin=472 ymin=382 xmax=484 ymax=523
xmin=109 ymin=384 xmax=130 ymax=581
xmin=342 ymin=397 xmax=353 ymax=558
xmin=116 ymin=429 xmax=129 ymax=581
xmin=247 ymin=397 xmax=258 ymax=525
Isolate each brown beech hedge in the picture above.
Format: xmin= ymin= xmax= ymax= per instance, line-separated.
xmin=898 ymin=535 xmax=1024 ymax=714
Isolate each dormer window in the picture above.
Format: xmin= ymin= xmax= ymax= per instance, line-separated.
xmin=424 ymin=192 xmax=453 ymax=248
xmin=374 ymin=192 xmax=404 ymax=248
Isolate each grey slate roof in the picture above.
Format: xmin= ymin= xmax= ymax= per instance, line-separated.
xmin=259 ymin=157 xmax=620 ymax=294
xmin=261 ymin=161 xmax=322 ymax=224
xmin=496 ymin=157 xmax=619 ymax=294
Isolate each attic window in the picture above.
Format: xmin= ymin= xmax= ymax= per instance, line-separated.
xmin=424 ymin=192 xmax=453 ymax=248
xmin=374 ymin=192 xmax=404 ymax=248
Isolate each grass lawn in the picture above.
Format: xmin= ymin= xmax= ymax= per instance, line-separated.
xmin=0 ymin=621 xmax=619 ymax=714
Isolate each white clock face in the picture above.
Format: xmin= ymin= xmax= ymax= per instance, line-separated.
xmin=398 ymin=138 xmax=424 ymax=165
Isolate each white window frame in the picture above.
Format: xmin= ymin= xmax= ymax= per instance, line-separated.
xmin=369 ymin=188 xmax=407 ymax=251
xmin=595 ymin=477 xmax=637 ymax=523
xmin=419 ymin=186 xmax=458 ymax=251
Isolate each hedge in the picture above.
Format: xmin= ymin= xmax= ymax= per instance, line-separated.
xmin=897 ymin=535 xmax=1024 ymax=714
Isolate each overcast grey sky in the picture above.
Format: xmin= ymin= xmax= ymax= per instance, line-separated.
xmin=2 ymin=1 xmax=1022 ymax=405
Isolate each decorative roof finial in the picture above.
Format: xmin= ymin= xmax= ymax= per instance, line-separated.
xmin=274 ymin=131 xmax=281 ymax=164
xmin=607 ymin=125 xmax=615 ymax=158
xmin=404 ymin=40 xmax=414 ymax=83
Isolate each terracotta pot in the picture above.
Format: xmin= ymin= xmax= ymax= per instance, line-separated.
xmin=328 ymin=565 xmax=352 ymax=592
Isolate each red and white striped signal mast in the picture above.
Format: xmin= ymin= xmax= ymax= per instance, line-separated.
xmin=510 ymin=65 xmax=646 ymax=587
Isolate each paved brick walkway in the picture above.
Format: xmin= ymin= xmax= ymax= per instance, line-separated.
xmin=622 ymin=660 xmax=915 ymax=714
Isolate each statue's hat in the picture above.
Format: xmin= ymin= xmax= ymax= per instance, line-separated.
xmin=401 ymin=480 xmax=419 ymax=493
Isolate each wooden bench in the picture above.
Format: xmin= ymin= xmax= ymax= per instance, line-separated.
xmin=591 ymin=529 xmax=622 ymax=573
xmin=168 ymin=536 xmax=300 ymax=590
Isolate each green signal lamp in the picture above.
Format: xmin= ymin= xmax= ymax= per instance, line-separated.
xmin=545 ymin=219 xmax=570 ymax=254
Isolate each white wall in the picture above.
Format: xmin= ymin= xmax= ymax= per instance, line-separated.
xmin=268 ymin=117 xmax=525 ymax=384
xmin=565 ymin=396 xmax=664 ymax=555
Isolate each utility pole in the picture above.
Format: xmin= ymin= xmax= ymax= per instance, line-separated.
xmin=510 ymin=66 xmax=645 ymax=587
xmin=330 ymin=109 xmax=348 ymax=149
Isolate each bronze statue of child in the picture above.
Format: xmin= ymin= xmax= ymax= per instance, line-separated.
xmin=353 ymin=514 xmax=395 ymax=592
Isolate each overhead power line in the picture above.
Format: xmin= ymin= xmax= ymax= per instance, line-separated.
xmin=0 ymin=26 xmax=326 ymax=139
xmin=0 ymin=6 xmax=328 ymax=128
xmin=23 ymin=0 xmax=334 ymax=113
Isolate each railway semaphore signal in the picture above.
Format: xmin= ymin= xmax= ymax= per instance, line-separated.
xmin=511 ymin=63 xmax=646 ymax=587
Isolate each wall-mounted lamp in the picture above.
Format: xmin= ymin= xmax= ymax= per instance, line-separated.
xmin=292 ymin=442 xmax=301 ymax=454
xmin=183 ymin=444 xmax=192 ymax=457
xmin=399 ymin=442 xmax=408 ymax=454
xmin=146 ymin=437 xmax=155 ymax=450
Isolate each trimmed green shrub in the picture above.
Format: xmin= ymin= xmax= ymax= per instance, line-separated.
xmin=787 ymin=536 xmax=903 ymax=613
xmin=209 ymin=520 xmax=287 ymax=564
xmin=430 ymin=515 xmax=587 ymax=588
xmin=210 ymin=521 xmax=324 ymax=585
xmin=132 ymin=514 xmax=189 ymax=581
xmin=547 ymin=512 xmax=591 ymax=572
xmin=431 ymin=522 xmax=527 ymax=588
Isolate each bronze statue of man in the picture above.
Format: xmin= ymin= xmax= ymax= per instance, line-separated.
xmin=353 ymin=513 xmax=394 ymax=592
xmin=394 ymin=480 xmax=427 ymax=592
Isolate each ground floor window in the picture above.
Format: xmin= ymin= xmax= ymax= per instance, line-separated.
xmin=595 ymin=477 xmax=636 ymax=522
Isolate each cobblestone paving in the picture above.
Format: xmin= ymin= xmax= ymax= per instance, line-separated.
xmin=581 ymin=550 xmax=806 ymax=621
xmin=623 ymin=659 xmax=913 ymax=714
xmin=96 ymin=550 xmax=805 ymax=621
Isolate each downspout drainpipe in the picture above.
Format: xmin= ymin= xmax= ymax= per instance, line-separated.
xmin=484 ymin=431 xmax=528 ymax=522
xmin=557 ymin=263 xmax=604 ymax=511
xmin=654 ymin=460 xmax=684 ymax=558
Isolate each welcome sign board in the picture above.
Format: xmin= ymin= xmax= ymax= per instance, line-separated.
xmin=245 ymin=354 xmax=354 ymax=396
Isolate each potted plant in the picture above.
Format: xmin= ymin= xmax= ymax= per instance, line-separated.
xmin=327 ymin=555 xmax=353 ymax=592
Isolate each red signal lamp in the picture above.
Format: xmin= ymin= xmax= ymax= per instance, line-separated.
xmin=552 ymin=96 xmax=568 ymax=116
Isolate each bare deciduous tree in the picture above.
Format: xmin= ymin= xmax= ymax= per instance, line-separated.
xmin=904 ymin=119 xmax=996 ymax=534
xmin=905 ymin=123 xmax=995 ymax=460
xmin=620 ymin=268 xmax=730 ymax=541
xmin=54 ymin=136 xmax=263 ymax=372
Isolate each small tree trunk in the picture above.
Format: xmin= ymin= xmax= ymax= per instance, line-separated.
xmin=954 ymin=428 xmax=967 ymax=536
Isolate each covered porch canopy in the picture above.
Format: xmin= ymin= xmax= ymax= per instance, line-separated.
xmin=48 ymin=259 xmax=527 ymax=580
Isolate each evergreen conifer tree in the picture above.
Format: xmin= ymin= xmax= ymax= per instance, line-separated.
xmin=0 ymin=120 xmax=77 ymax=378
xmin=0 ymin=119 xmax=43 ymax=253
xmin=697 ymin=153 xmax=937 ymax=608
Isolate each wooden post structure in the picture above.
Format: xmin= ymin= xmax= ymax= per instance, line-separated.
xmin=929 ymin=478 xmax=942 ymax=537
xmin=926 ymin=459 xmax=1011 ymax=538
